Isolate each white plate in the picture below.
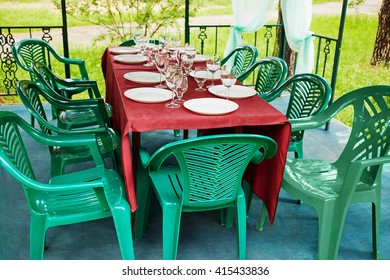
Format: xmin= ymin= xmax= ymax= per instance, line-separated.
xmin=110 ymin=47 xmax=139 ymax=54
xmin=190 ymin=69 xmax=221 ymax=80
xmin=208 ymin=85 xmax=257 ymax=99
xmin=124 ymin=72 xmax=165 ymax=84
xmin=183 ymin=98 xmax=239 ymax=115
xmin=193 ymin=54 xmax=207 ymax=62
xmin=124 ymin=88 xmax=172 ymax=103
xmin=113 ymin=54 xmax=147 ymax=64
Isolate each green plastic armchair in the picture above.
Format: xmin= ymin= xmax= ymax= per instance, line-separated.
xmin=0 ymin=111 xmax=134 ymax=260
xmin=259 ymin=85 xmax=390 ymax=259
xmin=221 ymin=44 xmax=258 ymax=77
xmin=268 ymin=73 xmax=332 ymax=158
xmin=16 ymin=80 xmax=120 ymax=177
xmin=31 ymin=61 xmax=112 ymax=129
xmin=237 ymin=57 xmax=288 ymax=95
xmin=135 ymin=134 xmax=277 ymax=259
xmin=12 ymin=39 xmax=90 ymax=99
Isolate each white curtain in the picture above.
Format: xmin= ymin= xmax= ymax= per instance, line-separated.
xmin=281 ymin=0 xmax=314 ymax=74
xmin=224 ymin=0 xmax=278 ymax=59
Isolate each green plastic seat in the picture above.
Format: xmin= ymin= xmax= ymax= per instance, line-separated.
xmin=31 ymin=61 xmax=112 ymax=130
xmin=135 ymin=134 xmax=277 ymax=259
xmin=16 ymin=80 xmax=120 ymax=177
xmin=267 ymin=73 xmax=332 ymax=158
xmin=221 ymin=44 xmax=258 ymax=77
xmin=0 ymin=111 xmax=134 ymax=260
xmin=260 ymin=85 xmax=390 ymax=259
xmin=237 ymin=57 xmax=288 ymax=95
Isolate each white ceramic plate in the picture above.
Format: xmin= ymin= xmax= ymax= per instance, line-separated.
xmin=190 ymin=69 xmax=221 ymax=80
xmin=124 ymin=71 xmax=165 ymax=84
xmin=193 ymin=54 xmax=207 ymax=62
xmin=183 ymin=98 xmax=239 ymax=115
xmin=110 ymin=47 xmax=139 ymax=54
xmin=208 ymin=85 xmax=257 ymax=99
xmin=113 ymin=54 xmax=147 ymax=64
xmin=124 ymin=87 xmax=172 ymax=103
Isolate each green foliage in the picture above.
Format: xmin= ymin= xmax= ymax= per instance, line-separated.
xmin=51 ymin=0 xmax=204 ymax=44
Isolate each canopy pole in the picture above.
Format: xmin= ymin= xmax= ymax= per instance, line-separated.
xmin=326 ymin=0 xmax=348 ymax=130
xmin=61 ymin=0 xmax=70 ymax=78
xmin=185 ymin=0 xmax=190 ymax=44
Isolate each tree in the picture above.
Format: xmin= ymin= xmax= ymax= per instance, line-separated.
xmin=371 ymin=0 xmax=389 ymax=66
xmin=52 ymin=0 xmax=203 ymax=44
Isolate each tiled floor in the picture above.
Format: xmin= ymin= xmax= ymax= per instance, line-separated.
xmin=0 ymin=101 xmax=389 ymax=260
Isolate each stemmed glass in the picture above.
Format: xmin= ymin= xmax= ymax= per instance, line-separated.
xmin=176 ymin=75 xmax=188 ymax=103
xmin=220 ymin=66 xmax=237 ymax=100
xmin=165 ymin=65 xmax=183 ymax=108
xmin=194 ymin=66 xmax=208 ymax=92
xmin=154 ymin=52 xmax=168 ymax=88
xmin=170 ymin=30 xmax=181 ymax=48
xmin=181 ymin=54 xmax=193 ymax=76
xmin=206 ymin=54 xmax=220 ymax=88
xmin=184 ymin=43 xmax=197 ymax=60
xmin=144 ymin=43 xmax=156 ymax=66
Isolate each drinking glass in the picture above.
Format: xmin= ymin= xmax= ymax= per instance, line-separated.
xmin=171 ymin=30 xmax=181 ymax=48
xmin=165 ymin=65 xmax=183 ymax=108
xmin=181 ymin=54 xmax=193 ymax=76
xmin=144 ymin=43 xmax=156 ymax=66
xmin=176 ymin=75 xmax=188 ymax=103
xmin=206 ymin=54 xmax=220 ymax=87
xmin=154 ymin=52 xmax=168 ymax=88
xmin=184 ymin=43 xmax=197 ymax=60
xmin=194 ymin=66 xmax=208 ymax=92
xmin=220 ymin=66 xmax=237 ymax=100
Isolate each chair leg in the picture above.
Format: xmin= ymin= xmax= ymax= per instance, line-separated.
xmin=317 ymin=208 xmax=335 ymax=260
xmin=236 ymin=194 xmax=247 ymax=260
xmin=29 ymin=214 xmax=47 ymax=260
xmin=135 ymin=164 xmax=152 ymax=240
xmin=162 ymin=203 xmax=182 ymax=260
xmin=256 ymin=203 xmax=268 ymax=232
xmin=372 ymin=202 xmax=381 ymax=259
xmin=111 ymin=201 xmax=135 ymax=260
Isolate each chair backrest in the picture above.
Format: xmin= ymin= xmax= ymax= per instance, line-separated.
xmin=16 ymin=80 xmax=55 ymax=136
xmin=275 ymin=73 xmax=332 ymax=143
xmin=334 ymin=86 xmax=390 ymax=179
xmin=221 ymin=44 xmax=258 ymax=77
xmin=0 ymin=111 xmax=36 ymax=182
xmin=238 ymin=57 xmax=288 ymax=97
xmin=148 ymin=134 xmax=277 ymax=209
xmin=30 ymin=60 xmax=64 ymax=95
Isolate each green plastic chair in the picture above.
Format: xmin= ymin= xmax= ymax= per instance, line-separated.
xmin=31 ymin=61 xmax=112 ymax=130
xmin=12 ymin=39 xmax=90 ymax=98
xmin=135 ymin=134 xmax=277 ymax=259
xmin=259 ymin=85 xmax=390 ymax=259
xmin=267 ymin=73 xmax=332 ymax=158
xmin=237 ymin=57 xmax=288 ymax=95
xmin=16 ymin=80 xmax=120 ymax=177
xmin=221 ymin=44 xmax=258 ymax=77
xmin=119 ymin=38 xmax=160 ymax=46
xmin=0 ymin=111 xmax=134 ymax=260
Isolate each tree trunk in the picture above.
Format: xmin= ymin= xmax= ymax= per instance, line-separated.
xmin=371 ymin=0 xmax=390 ymax=65
xmin=272 ymin=2 xmax=295 ymax=77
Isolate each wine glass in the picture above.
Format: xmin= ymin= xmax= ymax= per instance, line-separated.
xmin=170 ymin=30 xmax=181 ymax=48
xmin=154 ymin=52 xmax=168 ymax=88
xmin=184 ymin=43 xmax=197 ymax=60
xmin=181 ymin=53 xmax=193 ymax=76
xmin=165 ymin=65 xmax=183 ymax=108
xmin=144 ymin=43 xmax=156 ymax=67
xmin=176 ymin=75 xmax=188 ymax=103
xmin=220 ymin=66 xmax=237 ymax=100
xmin=194 ymin=66 xmax=208 ymax=92
xmin=206 ymin=54 xmax=220 ymax=88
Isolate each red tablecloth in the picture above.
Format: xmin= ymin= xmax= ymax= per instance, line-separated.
xmin=101 ymin=47 xmax=291 ymax=223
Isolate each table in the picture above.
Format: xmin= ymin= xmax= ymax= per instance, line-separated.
xmin=101 ymin=47 xmax=291 ymax=223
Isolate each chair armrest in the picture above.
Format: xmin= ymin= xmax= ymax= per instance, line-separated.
xmin=138 ymin=147 xmax=152 ymax=168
